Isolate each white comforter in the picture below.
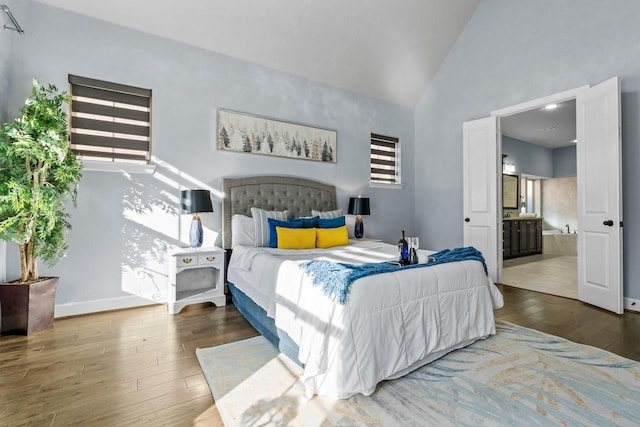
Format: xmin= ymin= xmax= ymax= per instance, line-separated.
xmin=227 ymin=241 xmax=503 ymax=399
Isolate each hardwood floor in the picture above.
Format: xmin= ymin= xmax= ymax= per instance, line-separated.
xmin=495 ymin=284 xmax=640 ymax=361
xmin=0 ymin=303 xmax=258 ymax=427
xmin=1 ymin=287 xmax=639 ymax=426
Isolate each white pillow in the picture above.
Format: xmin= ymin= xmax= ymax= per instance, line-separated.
xmin=311 ymin=209 xmax=343 ymax=219
xmin=250 ymin=207 xmax=289 ymax=247
xmin=231 ymin=214 xmax=255 ymax=248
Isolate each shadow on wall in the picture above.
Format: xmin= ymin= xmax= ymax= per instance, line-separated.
xmin=118 ymin=157 xmax=223 ymax=303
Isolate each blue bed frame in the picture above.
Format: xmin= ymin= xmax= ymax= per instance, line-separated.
xmin=228 ymin=281 xmax=302 ymax=366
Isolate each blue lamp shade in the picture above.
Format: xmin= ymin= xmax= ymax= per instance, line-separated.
xmin=181 ymin=189 xmax=214 ymax=248
xmin=348 ymin=196 xmax=371 ymax=239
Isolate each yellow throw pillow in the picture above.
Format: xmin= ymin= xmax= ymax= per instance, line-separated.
xmin=316 ymin=225 xmax=349 ymax=248
xmin=277 ymin=227 xmax=316 ymax=249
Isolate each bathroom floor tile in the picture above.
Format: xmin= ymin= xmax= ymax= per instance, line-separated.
xmin=501 ymin=255 xmax=577 ymax=299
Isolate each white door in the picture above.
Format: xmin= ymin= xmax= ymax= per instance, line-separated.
xmin=463 ymin=117 xmax=499 ymax=282
xmin=577 ymin=77 xmax=623 ymax=314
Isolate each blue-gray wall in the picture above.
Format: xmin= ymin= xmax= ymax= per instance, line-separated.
xmin=502 ymin=136 xmax=553 ymax=178
xmin=3 ymin=1 xmax=414 ymax=311
xmin=503 ymin=136 xmax=576 ymax=178
xmin=0 ymin=0 xmax=17 ymax=284
xmin=415 ymin=0 xmax=640 ymax=300
xmin=553 ymin=146 xmax=577 ymax=178
xmin=0 ymin=0 xmax=13 ymax=125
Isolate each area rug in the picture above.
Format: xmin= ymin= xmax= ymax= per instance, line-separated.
xmin=196 ymin=321 xmax=640 ymax=426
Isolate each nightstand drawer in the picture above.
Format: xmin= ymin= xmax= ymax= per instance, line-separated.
xmin=198 ymin=253 xmax=222 ymax=267
xmin=176 ymin=256 xmax=197 ymax=267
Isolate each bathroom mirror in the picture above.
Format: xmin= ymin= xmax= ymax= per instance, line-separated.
xmin=503 ymin=174 xmax=519 ymax=209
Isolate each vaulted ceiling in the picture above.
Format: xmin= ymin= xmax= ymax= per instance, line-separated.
xmin=35 ymin=0 xmax=480 ymax=108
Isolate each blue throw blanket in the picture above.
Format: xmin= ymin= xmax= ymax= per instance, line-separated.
xmin=299 ymin=246 xmax=487 ymax=304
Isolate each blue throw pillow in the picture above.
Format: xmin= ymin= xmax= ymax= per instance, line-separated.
xmin=295 ymin=216 xmax=319 ymax=228
xmin=318 ymin=216 xmax=346 ymax=229
xmin=268 ymin=218 xmax=302 ymax=248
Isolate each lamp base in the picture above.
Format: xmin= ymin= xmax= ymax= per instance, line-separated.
xmin=354 ymin=215 xmax=364 ymax=239
xmin=189 ymin=215 xmax=203 ymax=248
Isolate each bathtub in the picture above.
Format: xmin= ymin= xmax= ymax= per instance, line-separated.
xmin=543 ymin=230 xmax=577 ymax=256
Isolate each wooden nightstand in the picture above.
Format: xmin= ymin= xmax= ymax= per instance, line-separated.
xmin=167 ymin=246 xmax=226 ymax=314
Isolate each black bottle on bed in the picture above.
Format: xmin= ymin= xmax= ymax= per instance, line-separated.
xmin=398 ymin=230 xmax=409 ymax=266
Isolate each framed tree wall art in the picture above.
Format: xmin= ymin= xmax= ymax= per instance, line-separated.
xmin=217 ymin=109 xmax=337 ymax=163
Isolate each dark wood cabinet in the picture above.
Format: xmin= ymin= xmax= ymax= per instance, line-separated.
xmin=503 ymin=218 xmax=542 ymax=259
xmin=521 ymin=220 xmax=535 ymax=255
xmin=502 ymin=221 xmax=512 ymax=258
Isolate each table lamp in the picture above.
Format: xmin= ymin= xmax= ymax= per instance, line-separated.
xmin=181 ymin=189 xmax=213 ymax=248
xmin=348 ymin=196 xmax=371 ymax=239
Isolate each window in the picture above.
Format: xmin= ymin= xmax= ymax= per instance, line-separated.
xmin=69 ymin=75 xmax=152 ymax=165
xmin=370 ymin=133 xmax=400 ymax=185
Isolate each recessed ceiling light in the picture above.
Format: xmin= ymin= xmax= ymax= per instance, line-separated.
xmin=544 ymin=104 xmax=558 ymax=110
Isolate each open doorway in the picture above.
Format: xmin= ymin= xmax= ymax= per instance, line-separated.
xmin=499 ymin=99 xmax=578 ymax=299
xmin=464 ymin=78 xmax=623 ymax=313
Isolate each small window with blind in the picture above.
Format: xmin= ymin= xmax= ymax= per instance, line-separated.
xmin=370 ymin=133 xmax=400 ymax=186
xmin=69 ymin=74 xmax=152 ymax=167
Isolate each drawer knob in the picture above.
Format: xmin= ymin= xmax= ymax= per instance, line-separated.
xmin=206 ymin=256 xmax=216 ymax=262
xmin=182 ymin=258 xmax=193 ymax=264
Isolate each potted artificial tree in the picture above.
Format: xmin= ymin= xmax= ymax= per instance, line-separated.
xmin=0 ymin=80 xmax=82 ymax=335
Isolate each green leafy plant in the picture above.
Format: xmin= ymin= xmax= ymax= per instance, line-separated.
xmin=0 ymin=80 xmax=82 ymax=283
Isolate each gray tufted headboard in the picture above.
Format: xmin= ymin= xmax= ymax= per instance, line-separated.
xmin=221 ymin=176 xmax=337 ymax=250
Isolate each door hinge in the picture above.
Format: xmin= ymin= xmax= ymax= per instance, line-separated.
xmin=620 ymin=221 xmax=624 ymax=227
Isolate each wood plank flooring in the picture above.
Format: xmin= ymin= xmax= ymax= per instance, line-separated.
xmin=0 ymin=303 xmax=258 ymax=427
xmin=1 ymin=287 xmax=639 ymax=426
xmin=495 ymin=284 xmax=640 ymax=360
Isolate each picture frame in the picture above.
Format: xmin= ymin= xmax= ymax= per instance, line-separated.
xmin=216 ymin=109 xmax=337 ymax=163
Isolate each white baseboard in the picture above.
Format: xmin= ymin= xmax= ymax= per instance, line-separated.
xmin=624 ymin=297 xmax=640 ymax=313
xmin=55 ymin=294 xmax=167 ymax=318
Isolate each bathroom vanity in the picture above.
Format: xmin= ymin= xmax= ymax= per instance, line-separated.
xmin=503 ymin=218 xmax=543 ymax=259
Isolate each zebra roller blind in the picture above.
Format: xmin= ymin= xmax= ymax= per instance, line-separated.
xmin=68 ymin=75 xmax=152 ymax=164
xmin=370 ymin=133 xmax=400 ymax=184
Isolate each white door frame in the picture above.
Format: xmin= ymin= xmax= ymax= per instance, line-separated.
xmin=490 ymin=85 xmax=589 ymax=284
xmin=491 ymin=82 xmax=624 ymax=314
xmin=491 ymin=86 xmax=590 ymax=118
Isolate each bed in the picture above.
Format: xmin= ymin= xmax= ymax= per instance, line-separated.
xmin=222 ymin=175 xmax=504 ymax=399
